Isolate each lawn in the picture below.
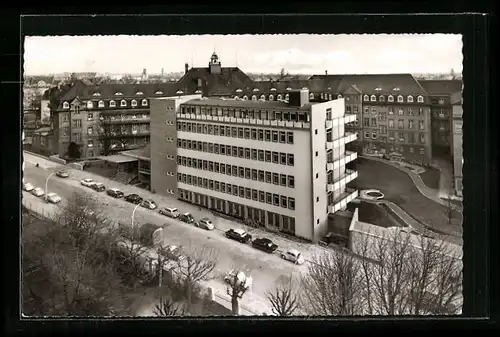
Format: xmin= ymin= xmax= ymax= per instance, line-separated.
xmin=355 ymin=158 xmax=462 ymax=235
xmin=419 ymin=167 xmax=441 ymax=190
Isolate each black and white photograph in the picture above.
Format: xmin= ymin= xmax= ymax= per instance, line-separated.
xmin=22 ymin=33 xmax=464 ymax=317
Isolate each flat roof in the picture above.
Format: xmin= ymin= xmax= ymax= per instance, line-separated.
xmin=121 ymin=145 xmax=151 ymax=161
xmin=184 ymin=98 xmax=312 ymax=111
xmin=98 ymin=154 xmax=138 ymax=164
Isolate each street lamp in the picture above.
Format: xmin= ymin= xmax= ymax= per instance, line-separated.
xmin=131 ymin=203 xmax=141 ymax=236
xmin=44 ymin=172 xmax=55 ymax=202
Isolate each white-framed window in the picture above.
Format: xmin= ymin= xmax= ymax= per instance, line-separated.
xmin=309 ymin=93 xmax=314 ymax=99
xmin=141 ymin=99 xmax=148 ymax=106
xmin=277 ymin=94 xmax=282 ymax=100
xmin=388 ymin=95 xmax=394 ymax=102
xmin=285 ymin=94 xmax=289 ymax=101
xmin=397 ymin=95 xmax=404 ymax=103
xmin=176 ymin=90 xmax=184 ymax=94
xmin=270 ymin=88 xmax=277 ymax=92
xmin=364 ymin=131 xmax=370 ymax=139
xmin=88 ymin=140 xmax=94 ymax=148
xmin=109 ymin=100 xmax=116 ymax=107
xmin=131 ymin=99 xmax=137 ymax=107
xmin=407 ymin=95 xmax=414 ymax=103
xmin=98 ymin=100 xmax=105 ymax=108
xmin=234 ymin=96 xmax=239 ymax=100
xmin=370 ymin=95 xmax=377 ymax=102
xmin=236 ymin=88 xmax=243 ymax=93
xmin=260 ymin=94 xmax=265 ymax=100
xmin=87 ymin=113 xmax=94 ymax=121
xmin=242 ymin=95 xmax=248 ymax=100
xmin=251 ymin=95 xmax=257 ymax=101
xmin=302 ymin=87 xmax=308 ymax=90
xmin=372 ymin=132 xmax=377 ymax=139
xmin=120 ymin=100 xmax=127 ymax=107
xmin=375 ymin=87 xmax=382 ymax=91
xmin=363 ymin=95 xmax=369 ymax=101
xmin=417 ymin=95 xmax=424 ymax=103
xmin=393 ymin=87 xmax=400 ymax=91
xmin=286 ymin=87 xmax=292 ymax=91
xmin=379 ymin=95 xmax=385 ymax=102
xmin=92 ymin=92 xmax=101 ymax=97
xmin=320 ymin=93 xmax=324 ymax=99
xmin=63 ymin=101 xmax=69 ymax=109
xmin=135 ymin=91 xmax=144 ymax=95
xmin=115 ymin=92 xmax=123 ymax=96
xmin=253 ymin=88 xmax=259 ymax=92
xmin=269 ymin=94 xmax=274 ymax=101
xmin=155 ymin=91 xmax=163 ymax=95
xmin=337 ymin=94 xmax=342 ymax=99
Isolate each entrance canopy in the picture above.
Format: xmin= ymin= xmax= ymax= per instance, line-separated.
xmin=98 ymin=154 xmax=138 ymax=164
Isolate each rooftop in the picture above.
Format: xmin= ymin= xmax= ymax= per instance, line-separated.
xmin=184 ymin=97 xmax=312 ymax=111
xmin=419 ymin=79 xmax=463 ymax=94
xmin=97 ymin=154 xmax=138 ymax=164
xmin=121 ymin=144 xmax=151 ymax=161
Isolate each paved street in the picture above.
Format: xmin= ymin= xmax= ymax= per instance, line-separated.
xmin=23 ymin=152 xmax=328 ymax=315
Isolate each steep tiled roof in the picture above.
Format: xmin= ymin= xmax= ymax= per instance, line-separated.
xmin=177 ymin=67 xmax=255 ymax=96
xmin=310 ymin=74 xmax=427 ymax=95
xmin=418 ymin=80 xmax=463 ymax=95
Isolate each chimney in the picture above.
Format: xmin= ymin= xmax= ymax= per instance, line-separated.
xmin=185 ymin=63 xmax=189 ymax=74
xmin=325 ymin=70 xmax=328 ymax=75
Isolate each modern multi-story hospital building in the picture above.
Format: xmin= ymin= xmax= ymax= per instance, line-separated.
xmin=149 ymin=89 xmax=358 ymax=242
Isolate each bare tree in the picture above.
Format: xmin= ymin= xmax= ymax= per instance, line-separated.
xmin=266 ymin=275 xmax=300 ymax=316
xmin=225 ymin=269 xmax=252 ymax=316
xmin=173 ymin=243 xmax=219 ymax=311
xmin=153 ymin=295 xmax=185 ymax=317
xmin=300 ymin=250 xmax=362 ymax=316
xmin=442 ymin=189 xmax=458 ymax=225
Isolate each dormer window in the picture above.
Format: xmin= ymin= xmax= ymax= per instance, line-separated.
xmin=397 ymin=95 xmax=404 ymax=103
xmin=417 ymin=95 xmax=424 ymax=103
xmin=253 ymin=88 xmax=259 ymax=92
xmin=260 ymin=94 xmax=265 ymax=100
xmin=98 ymin=100 xmax=105 ymax=108
xmin=393 ymin=87 xmax=400 ymax=91
xmin=63 ymin=101 xmax=69 ymax=109
xmin=92 ymin=92 xmax=101 ymax=97
xmin=370 ymin=95 xmax=377 ymax=102
xmin=277 ymin=94 xmax=282 ymax=100
xmin=309 ymin=92 xmax=314 ymax=99
xmin=86 ymin=101 xmax=93 ymax=109
xmin=269 ymin=94 xmax=274 ymax=101
xmin=285 ymin=94 xmax=290 ymax=101
xmin=131 ymin=99 xmax=138 ymax=107
xmin=286 ymin=87 xmax=292 ymax=91
xmin=120 ymin=100 xmax=127 ymax=107
xmin=251 ymin=95 xmax=257 ymax=101
xmin=388 ymin=95 xmax=394 ymax=102
xmin=407 ymin=95 xmax=414 ymax=103
xmin=270 ymin=88 xmax=277 ymax=92
xmin=363 ymin=95 xmax=369 ymax=101
xmin=176 ymin=90 xmax=184 ymax=94
xmin=109 ymin=100 xmax=116 ymax=107
xmin=141 ymin=99 xmax=148 ymax=106
xmin=375 ymin=87 xmax=382 ymax=91
xmin=337 ymin=94 xmax=342 ymax=99
xmin=242 ymin=95 xmax=248 ymax=100
xmin=379 ymin=95 xmax=385 ymax=102
xmin=115 ymin=92 xmax=123 ymax=96
xmin=234 ymin=96 xmax=239 ymax=100
xmin=236 ymin=88 xmax=243 ymax=93
xmin=135 ymin=91 xmax=144 ymax=95
xmin=195 ymin=90 xmax=202 ymax=94
xmin=155 ymin=91 xmax=163 ymax=95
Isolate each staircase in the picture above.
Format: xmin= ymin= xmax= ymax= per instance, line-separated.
xmin=112 ymin=172 xmax=136 ymax=185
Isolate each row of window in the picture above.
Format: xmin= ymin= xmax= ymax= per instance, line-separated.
xmin=363 ymin=118 xmax=426 ymax=130
xmin=180 ymin=105 xmax=309 ymax=123
xmin=177 ymin=121 xmax=295 ymax=144
xmin=363 ymin=106 xmax=426 ymax=116
xmin=62 ymin=99 xmax=149 ymax=110
xmin=176 ymin=155 xmax=295 ymax=188
xmin=177 ymin=173 xmax=296 ymax=210
xmin=363 ymin=94 xmax=425 ymax=103
xmin=365 ymin=144 xmax=426 ymax=155
xmin=361 ymin=131 xmax=426 ymax=143
xmin=177 ymin=138 xmax=296 ymax=166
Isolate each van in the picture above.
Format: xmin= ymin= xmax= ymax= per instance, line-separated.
xmin=159 ymin=207 xmax=180 ymax=218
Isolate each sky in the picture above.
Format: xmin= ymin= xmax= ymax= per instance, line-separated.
xmin=24 ymin=34 xmax=463 ymax=76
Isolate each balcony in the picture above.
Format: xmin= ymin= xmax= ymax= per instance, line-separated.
xmin=328 ymin=188 xmax=359 ymax=213
xmin=326 ymin=151 xmax=357 ymax=171
xmin=176 ymin=113 xmax=310 ymax=129
xmin=101 ymin=116 xmax=150 ymax=124
xmin=326 ymin=169 xmax=358 ymax=192
xmin=325 ymin=120 xmax=333 ymax=129
xmin=343 ymin=114 xmax=357 ymax=124
xmin=139 ymin=167 xmax=151 ymax=175
xmin=106 ymin=130 xmax=150 ymax=138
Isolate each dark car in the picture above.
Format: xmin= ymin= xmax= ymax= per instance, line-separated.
xmin=179 ymin=212 xmax=195 ymax=224
xmin=55 ymin=170 xmax=69 ymax=178
xmin=252 ymin=238 xmax=278 ymax=253
xmin=106 ymin=188 xmax=124 ymax=198
xmin=124 ymin=193 xmax=143 ymax=204
xmin=225 ymin=228 xmax=252 ymax=243
xmin=91 ymin=182 xmax=106 ymax=192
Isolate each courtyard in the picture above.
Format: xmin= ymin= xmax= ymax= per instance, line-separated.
xmin=354 ymin=158 xmax=462 ymax=236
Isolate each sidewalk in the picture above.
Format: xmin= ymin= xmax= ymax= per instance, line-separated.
xmin=431 ymin=158 xmax=457 ymax=200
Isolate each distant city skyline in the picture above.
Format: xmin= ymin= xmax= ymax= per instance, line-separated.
xmin=24 ymin=34 xmax=463 ymax=76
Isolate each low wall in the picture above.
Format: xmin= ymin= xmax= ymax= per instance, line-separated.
xmin=49 ymin=155 xmax=67 ymax=165
xmin=68 ymin=162 xmax=84 ymax=170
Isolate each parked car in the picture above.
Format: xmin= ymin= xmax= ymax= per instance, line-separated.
xmin=91 ymin=182 xmax=106 ymax=192
xmin=252 ymin=238 xmax=278 ymax=253
xmin=281 ymin=249 xmax=305 ymax=265
xmin=31 ymin=187 xmax=45 ymax=197
xmin=141 ymin=199 xmax=157 ymax=210
xmin=56 ymin=170 xmax=69 ymax=178
xmin=195 ymin=217 xmax=215 ymax=230
xmin=179 ymin=212 xmax=195 ymax=224
xmin=225 ymin=228 xmax=252 ymax=243
xmin=224 ymin=269 xmax=253 ymax=290
xmin=106 ymin=188 xmax=124 ymax=198
xmin=22 ymin=182 xmax=34 ymax=192
xmin=163 ymin=245 xmax=185 ymax=261
xmin=81 ymin=178 xmax=95 ymax=187
xmin=159 ymin=207 xmax=180 ymax=218
xmin=124 ymin=193 xmax=143 ymax=204
xmin=46 ymin=192 xmax=61 ymax=204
